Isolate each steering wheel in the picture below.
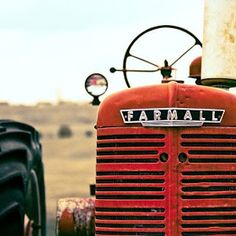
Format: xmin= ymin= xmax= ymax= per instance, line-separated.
xmin=122 ymin=25 xmax=202 ymax=88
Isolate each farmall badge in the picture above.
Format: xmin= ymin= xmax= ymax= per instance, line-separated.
xmin=120 ymin=108 xmax=225 ymax=127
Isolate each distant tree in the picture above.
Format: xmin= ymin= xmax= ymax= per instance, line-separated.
xmin=58 ymin=124 xmax=73 ymax=138
xmin=84 ymin=130 xmax=93 ymax=138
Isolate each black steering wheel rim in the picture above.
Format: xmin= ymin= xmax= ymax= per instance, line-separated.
xmin=122 ymin=25 xmax=202 ymax=88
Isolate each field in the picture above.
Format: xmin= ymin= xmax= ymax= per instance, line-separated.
xmin=0 ymin=102 xmax=98 ymax=235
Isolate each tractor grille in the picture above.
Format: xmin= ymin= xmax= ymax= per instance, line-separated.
xmin=96 ymin=127 xmax=236 ymax=235
xmin=96 ymin=207 xmax=166 ymax=236
xmin=96 ymin=127 xmax=166 ymax=236
xmin=97 ymin=132 xmax=165 ymax=164
xmin=180 ymin=130 xmax=236 ymax=235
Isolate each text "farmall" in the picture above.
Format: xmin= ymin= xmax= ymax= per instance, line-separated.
xmin=120 ymin=108 xmax=225 ymax=127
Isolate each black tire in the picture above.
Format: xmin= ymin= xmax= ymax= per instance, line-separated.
xmin=0 ymin=120 xmax=46 ymax=236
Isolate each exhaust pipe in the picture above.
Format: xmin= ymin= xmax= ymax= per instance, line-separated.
xmin=201 ymin=0 xmax=236 ymax=88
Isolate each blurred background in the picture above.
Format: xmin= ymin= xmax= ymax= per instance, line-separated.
xmin=0 ymin=0 xmax=204 ymax=105
xmin=0 ymin=0 xmax=204 ymax=234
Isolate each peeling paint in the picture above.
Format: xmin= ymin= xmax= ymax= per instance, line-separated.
xmin=56 ymin=198 xmax=95 ymax=236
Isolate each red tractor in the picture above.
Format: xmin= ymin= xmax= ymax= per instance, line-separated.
xmin=3 ymin=1 xmax=236 ymax=235
xmin=56 ymin=0 xmax=236 ymax=235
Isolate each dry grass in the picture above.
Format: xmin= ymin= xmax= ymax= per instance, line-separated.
xmin=0 ymin=102 xmax=98 ymax=235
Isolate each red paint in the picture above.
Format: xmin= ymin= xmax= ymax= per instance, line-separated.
xmin=97 ymin=82 xmax=236 ymax=127
xmin=96 ymin=82 xmax=236 ymax=235
xmin=58 ymin=210 xmax=75 ymax=236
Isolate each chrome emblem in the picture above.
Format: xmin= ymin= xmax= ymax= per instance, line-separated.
xmin=120 ymin=108 xmax=225 ymax=127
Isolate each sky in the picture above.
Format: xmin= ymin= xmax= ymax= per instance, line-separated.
xmin=0 ymin=0 xmax=204 ymax=105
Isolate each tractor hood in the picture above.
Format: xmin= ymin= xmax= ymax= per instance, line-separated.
xmin=97 ymin=82 xmax=236 ymax=128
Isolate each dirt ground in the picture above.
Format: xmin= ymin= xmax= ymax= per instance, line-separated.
xmin=0 ymin=102 xmax=98 ymax=235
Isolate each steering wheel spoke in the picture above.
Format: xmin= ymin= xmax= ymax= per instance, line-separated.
xmin=129 ymin=53 xmax=160 ymax=69
xmin=170 ymin=42 xmax=199 ymax=67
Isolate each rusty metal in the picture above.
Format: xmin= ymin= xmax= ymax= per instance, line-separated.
xmin=201 ymin=0 xmax=236 ymax=87
xmin=56 ymin=198 xmax=95 ymax=236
